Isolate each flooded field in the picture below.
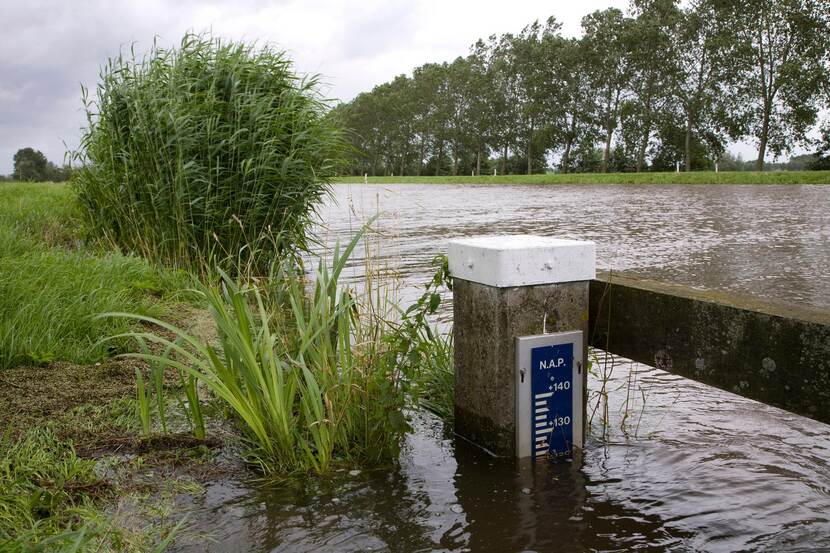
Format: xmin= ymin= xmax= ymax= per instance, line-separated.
xmin=321 ymin=182 xmax=830 ymax=311
xmin=173 ymin=183 xmax=830 ymax=552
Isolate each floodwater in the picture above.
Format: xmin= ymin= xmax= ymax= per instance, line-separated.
xmin=173 ymin=183 xmax=830 ymax=552
xmin=319 ymin=182 xmax=830 ymax=311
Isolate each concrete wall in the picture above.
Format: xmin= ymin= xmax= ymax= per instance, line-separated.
xmin=589 ymin=272 xmax=830 ymax=424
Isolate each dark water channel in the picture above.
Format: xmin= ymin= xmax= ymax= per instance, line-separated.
xmin=174 ymin=183 xmax=830 ymax=552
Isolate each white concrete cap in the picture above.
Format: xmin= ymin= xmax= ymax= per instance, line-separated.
xmin=447 ymin=235 xmax=596 ymax=288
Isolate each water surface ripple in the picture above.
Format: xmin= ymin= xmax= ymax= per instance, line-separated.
xmin=320 ymin=183 xmax=830 ymax=310
xmin=172 ymin=183 xmax=830 ymax=552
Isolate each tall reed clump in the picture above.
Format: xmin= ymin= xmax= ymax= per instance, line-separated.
xmin=71 ymin=33 xmax=343 ymax=276
xmin=110 ymin=226 xmax=408 ymax=475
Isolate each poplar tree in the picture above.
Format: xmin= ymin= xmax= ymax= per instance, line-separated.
xmin=718 ymin=0 xmax=830 ymax=170
xmin=581 ymin=8 xmax=634 ymax=173
xmin=627 ymin=0 xmax=682 ymax=172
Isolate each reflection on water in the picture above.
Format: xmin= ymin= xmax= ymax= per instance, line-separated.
xmin=172 ymin=183 xmax=830 ymax=552
xmin=173 ymin=362 xmax=830 ymax=552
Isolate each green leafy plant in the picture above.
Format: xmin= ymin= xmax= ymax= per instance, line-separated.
xmin=388 ymin=254 xmax=455 ymax=421
xmin=109 ymin=221 xmax=408 ymax=474
xmin=135 ymin=363 xmax=151 ymax=436
xmin=178 ymin=368 xmax=205 ymax=441
xmin=133 ymin=336 xmax=184 ymax=437
xmin=71 ymin=32 xmax=344 ymax=275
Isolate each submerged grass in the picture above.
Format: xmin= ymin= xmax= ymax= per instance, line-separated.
xmin=0 ymin=427 xmax=106 ymax=549
xmin=337 ymin=170 xmax=830 ymax=185
xmin=0 ymin=422 xmax=189 ymax=552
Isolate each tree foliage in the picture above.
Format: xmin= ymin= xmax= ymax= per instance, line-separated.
xmin=717 ymin=0 xmax=830 ymax=170
xmin=335 ymin=0 xmax=829 ymax=174
xmin=808 ymin=125 xmax=830 ymax=170
xmin=11 ymin=148 xmax=70 ymax=182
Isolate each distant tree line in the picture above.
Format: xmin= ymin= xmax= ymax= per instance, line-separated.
xmin=811 ymin=126 xmax=830 ymax=169
xmin=331 ymin=0 xmax=830 ymax=175
xmin=1 ymin=148 xmax=72 ymax=182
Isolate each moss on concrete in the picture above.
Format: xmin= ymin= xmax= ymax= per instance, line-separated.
xmin=589 ymin=274 xmax=830 ymax=423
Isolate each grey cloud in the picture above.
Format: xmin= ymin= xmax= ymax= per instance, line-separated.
xmin=330 ymin=0 xmax=418 ymax=61
xmin=4 ymin=0 xmax=769 ymax=175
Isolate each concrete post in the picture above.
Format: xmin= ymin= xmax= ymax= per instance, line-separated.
xmin=448 ymin=235 xmax=596 ymax=456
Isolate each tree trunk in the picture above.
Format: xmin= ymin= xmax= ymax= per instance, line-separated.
xmin=526 ymin=125 xmax=533 ymax=175
xmin=602 ymin=125 xmax=613 ymax=173
xmin=476 ymin=147 xmax=481 ymax=176
xmin=436 ymin=141 xmax=443 ymax=176
xmin=561 ymin=116 xmax=576 ymax=174
xmin=636 ymin=121 xmax=651 ymax=173
xmin=684 ymin=111 xmax=693 ymax=172
xmin=417 ymin=137 xmax=426 ymax=176
xmin=452 ymin=142 xmax=458 ymax=176
xmin=756 ymin=103 xmax=771 ymax=172
xmin=502 ymin=144 xmax=508 ymax=175
xmin=636 ymin=78 xmax=657 ymax=173
xmin=561 ymin=141 xmax=572 ymax=173
xmin=601 ymin=89 xmax=620 ymax=174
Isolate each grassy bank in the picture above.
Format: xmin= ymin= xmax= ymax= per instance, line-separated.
xmin=0 ymin=182 xmax=206 ymax=550
xmin=1 ymin=181 xmax=452 ymax=550
xmin=337 ymin=170 xmax=830 ymax=185
xmin=0 ymin=183 xmax=191 ymax=370
xmin=2 ymin=33 xmax=444 ymax=551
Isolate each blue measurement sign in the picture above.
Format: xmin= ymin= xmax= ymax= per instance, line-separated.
xmin=530 ymin=343 xmax=574 ymax=458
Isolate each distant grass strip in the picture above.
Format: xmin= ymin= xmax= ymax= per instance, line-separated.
xmin=337 ymin=170 xmax=830 ymax=185
xmin=0 ymin=182 xmax=82 ymax=255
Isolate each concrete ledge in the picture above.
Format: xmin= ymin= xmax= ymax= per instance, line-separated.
xmin=448 ymin=235 xmax=596 ymax=288
xmin=589 ymin=272 xmax=830 ymax=424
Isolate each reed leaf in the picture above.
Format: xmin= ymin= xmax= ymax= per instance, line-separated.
xmin=71 ymin=32 xmax=345 ymax=276
xmin=106 ymin=221 xmax=407 ymax=474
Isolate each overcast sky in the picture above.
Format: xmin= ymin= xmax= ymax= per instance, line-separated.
xmin=0 ymin=0 xmax=784 ymax=175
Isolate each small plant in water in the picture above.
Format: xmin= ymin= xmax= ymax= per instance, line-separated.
xmin=109 ymin=222 xmax=408 ymax=474
xmin=388 ymin=254 xmax=455 ymax=421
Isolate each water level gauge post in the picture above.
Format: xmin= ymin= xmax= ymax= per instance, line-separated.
xmin=448 ymin=234 xmax=595 ymax=457
xmin=516 ymin=331 xmax=584 ymax=459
